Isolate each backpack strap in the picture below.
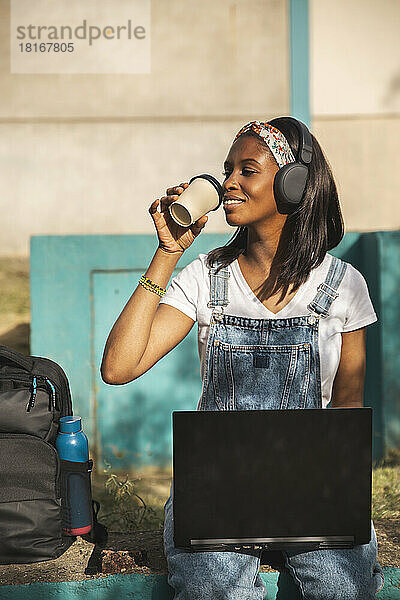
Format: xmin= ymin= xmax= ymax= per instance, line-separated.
xmin=83 ymin=499 xmax=109 ymax=574
xmin=0 ymin=345 xmax=34 ymax=372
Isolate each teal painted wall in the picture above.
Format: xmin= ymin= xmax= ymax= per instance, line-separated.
xmin=30 ymin=234 xmax=230 ymax=471
xmin=30 ymin=231 xmax=400 ymax=470
xmin=331 ymin=231 xmax=400 ymax=457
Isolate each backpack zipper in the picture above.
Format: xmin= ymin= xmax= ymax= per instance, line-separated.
xmin=26 ymin=375 xmax=57 ymax=412
xmin=0 ymin=349 xmax=73 ymax=415
xmin=45 ymin=377 xmax=57 ymax=411
xmin=0 ymin=373 xmax=58 ymax=412
xmin=26 ymin=375 xmax=38 ymax=412
xmin=31 ymin=356 xmax=73 ymax=416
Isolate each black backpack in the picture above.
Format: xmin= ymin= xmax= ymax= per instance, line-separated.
xmin=0 ymin=345 xmax=108 ymax=571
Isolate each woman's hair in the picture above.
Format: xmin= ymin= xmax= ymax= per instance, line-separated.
xmin=205 ymin=117 xmax=344 ymax=303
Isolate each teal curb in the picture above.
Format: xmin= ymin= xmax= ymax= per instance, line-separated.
xmin=0 ymin=568 xmax=398 ymax=599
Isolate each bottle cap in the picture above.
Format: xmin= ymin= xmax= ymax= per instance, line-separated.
xmin=59 ymin=416 xmax=82 ymax=433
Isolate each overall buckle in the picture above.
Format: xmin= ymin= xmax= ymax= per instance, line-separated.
xmin=317 ymin=282 xmax=339 ymax=300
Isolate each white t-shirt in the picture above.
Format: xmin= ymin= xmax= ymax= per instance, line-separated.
xmin=160 ymin=252 xmax=378 ymax=408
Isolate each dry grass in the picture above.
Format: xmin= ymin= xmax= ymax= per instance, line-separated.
xmin=0 ymin=256 xmax=30 ymax=317
xmin=91 ymin=464 xmax=172 ymax=532
xmin=372 ymin=447 xmax=400 ymax=520
xmin=0 ymin=256 xmax=30 ymax=355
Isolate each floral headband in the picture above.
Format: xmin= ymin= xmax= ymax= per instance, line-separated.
xmin=232 ymin=120 xmax=296 ymax=169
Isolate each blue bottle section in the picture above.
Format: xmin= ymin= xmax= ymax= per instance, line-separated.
xmin=56 ymin=416 xmax=93 ymax=535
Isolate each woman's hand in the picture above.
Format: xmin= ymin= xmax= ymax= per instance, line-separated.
xmin=149 ymin=182 xmax=208 ymax=254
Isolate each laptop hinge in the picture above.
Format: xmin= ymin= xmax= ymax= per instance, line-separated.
xmin=191 ymin=536 xmax=354 ymax=545
xmin=190 ymin=536 xmax=355 ymax=551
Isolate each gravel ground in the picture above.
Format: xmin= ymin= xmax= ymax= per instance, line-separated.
xmin=0 ymin=518 xmax=398 ymax=586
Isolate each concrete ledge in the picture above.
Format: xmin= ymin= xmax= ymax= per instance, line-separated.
xmin=0 ymin=569 xmax=399 ymax=600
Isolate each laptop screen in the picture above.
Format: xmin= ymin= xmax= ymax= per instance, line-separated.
xmin=172 ymin=408 xmax=372 ymax=550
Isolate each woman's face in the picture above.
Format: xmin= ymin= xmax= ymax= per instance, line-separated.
xmin=222 ymin=134 xmax=282 ymax=227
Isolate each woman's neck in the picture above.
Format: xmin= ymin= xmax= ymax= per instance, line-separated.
xmin=242 ymin=223 xmax=283 ymax=273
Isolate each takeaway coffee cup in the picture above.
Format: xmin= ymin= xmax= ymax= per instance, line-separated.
xmin=168 ymin=174 xmax=224 ymax=227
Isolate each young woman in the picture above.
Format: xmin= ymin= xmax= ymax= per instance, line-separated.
xmin=101 ymin=117 xmax=385 ymax=599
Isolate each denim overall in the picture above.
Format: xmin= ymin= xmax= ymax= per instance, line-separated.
xmin=163 ymin=255 xmax=385 ymax=599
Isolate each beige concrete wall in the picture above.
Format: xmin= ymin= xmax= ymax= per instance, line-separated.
xmin=310 ymin=0 xmax=400 ymax=231
xmin=0 ymin=119 xmax=266 ymax=251
xmin=310 ymin=0 xmax=400 ymax=116
xmin=1 ymin=0 xmax=399 ymax=255
xmin=1 ymin=0 xmax=289 ymax=119
xmin=312 ymin=117 xmax=400 ymax=232
xmin=1 ymin=0 xmax=290 ymax=255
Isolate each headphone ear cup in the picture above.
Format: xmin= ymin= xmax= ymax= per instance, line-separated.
xmin=273 ymin=163 xmax=309 ymax=214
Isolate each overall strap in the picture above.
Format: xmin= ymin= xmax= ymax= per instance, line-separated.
xmin=207 ymin=262 xmax=230 ymax=310
xmin=307 ymin=255 xmax=347 ymax=318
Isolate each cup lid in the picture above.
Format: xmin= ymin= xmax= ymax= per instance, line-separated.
xmin=188 ymin=174 xmax=224 ymax=211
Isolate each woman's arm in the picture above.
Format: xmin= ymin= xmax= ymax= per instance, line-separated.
xmin=101 ymin=183 xmax=208 ymax=385
xmin=101 ymin=247 xmax=190 ymax=384
xmin=330 ymin=327 xmax=366 ymax=408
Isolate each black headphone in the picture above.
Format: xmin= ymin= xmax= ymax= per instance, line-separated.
xmin=270 ymin=117 xmax=313 ymax=215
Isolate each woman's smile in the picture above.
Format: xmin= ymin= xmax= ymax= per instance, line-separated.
xmin=223 ymin=197 xmax=246 ymax=210
xmin=221 ymin=135 xmax=279 ymax=226
xmin=223 ymin=202 xmax=243 ymax=210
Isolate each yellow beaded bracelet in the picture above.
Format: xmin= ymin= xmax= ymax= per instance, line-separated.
xmin=139 ymin=275 xmax=167 ymax=297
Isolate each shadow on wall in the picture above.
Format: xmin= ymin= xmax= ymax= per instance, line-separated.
xmin=98 ymin=328 xmax=201 ymax=472
xmin=334 ymin=230 xmax=400 ymax=461
xmin=0 ymin=323 xmax=30 ymax=356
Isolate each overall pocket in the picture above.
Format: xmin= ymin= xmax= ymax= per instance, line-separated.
xmin=213 ymin=341 xmax=312 ymax=410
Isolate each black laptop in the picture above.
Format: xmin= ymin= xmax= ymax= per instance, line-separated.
xmin=172 ymin=408 xmax=372 ymax=552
